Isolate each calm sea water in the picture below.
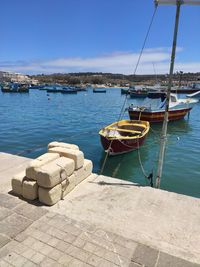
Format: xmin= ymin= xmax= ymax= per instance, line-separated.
xmin=0 ymin=88 xmax=200 ymax=198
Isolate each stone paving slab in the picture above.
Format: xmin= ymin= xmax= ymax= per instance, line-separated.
xmin=157 ymin=252 xmax=200 ymax=267
xmin=0 ymin=205 xmax=136 ymax=266
xmin=0 ymin=207 xmax=13 ymax=221
xmin=0 ymin=153 xmax=200 ymax=266
xmin=0 ymin=193 xmax=21 ymax=209
xmin=0 ymin=235 xmax=10 ymax=249
xmin=13 ymin=202 xmax=47 ymax=221
xmin=131 ymin=244 xmax=159 ymax=267
xmin=0 ymin=197 xmax=199 ymax=267
xmin=0 ymin=213 xmax=32 ymax=238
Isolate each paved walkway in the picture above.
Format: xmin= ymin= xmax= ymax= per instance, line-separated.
xmin=0 ymin=193 xmax=199 ymax=267
xmin=0 ymin=152 xmax=200 ymax=266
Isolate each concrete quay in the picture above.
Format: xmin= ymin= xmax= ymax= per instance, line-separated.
xmin=0 ymin=152 xmax=200 ymax=267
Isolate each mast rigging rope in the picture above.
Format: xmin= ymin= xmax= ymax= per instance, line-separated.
xmin=99 ymin=6 xmax=158 ymax=176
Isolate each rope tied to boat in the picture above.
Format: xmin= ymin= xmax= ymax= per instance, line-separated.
xmin=147 ymin=171 xmax=154 ymax=188
xmin=137 ymin=139 xmax=154 ymax=187
xmin=99 ymin=6 xmax=158 ymax=176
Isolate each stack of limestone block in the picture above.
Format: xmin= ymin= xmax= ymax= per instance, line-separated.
xmin=11 ymin=141 xmax=93 ymax=206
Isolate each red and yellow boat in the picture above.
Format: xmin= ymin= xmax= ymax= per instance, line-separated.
xmin=99 ymin=120 xmax=149 ymax=155
xmin=128 ymin=94 xmax=198 ymax=123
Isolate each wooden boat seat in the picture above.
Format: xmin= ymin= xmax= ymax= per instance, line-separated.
xmin=107 ymin=127 xmax=142 ymax=134
xmin=119 ymin=123 xmax=146 ymax=128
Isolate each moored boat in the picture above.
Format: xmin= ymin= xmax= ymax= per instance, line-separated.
xmin=129 ymin=89 xmax=148 ymax=98
xmin=147 ymin=91 xmax=166 ymax=99
xmin=128 ymin=94 xmax=198 ymax=123
xmin=93 ymin=88 xmax=106 ymax=93
xmin=47 ymin=88 xmax=62 ymax=93
xmin=121 ymin=88 xmax=130 ymax=94
xmin=1 ymin=83 xmax=29 ymax=93
xmin=99 ymin=120 xmax=150 ymax=155
xmin=61 ymin=88 xmax=78 ymax=94
xmin=171 ymin=86 xmax=200 ymax=94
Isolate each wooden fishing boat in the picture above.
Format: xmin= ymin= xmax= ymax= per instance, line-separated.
xmin=121 ymin=88 xmax=130 ymax=94
xmin=46 ymin=89 xmax=62 ymax=93
xmin=61 ymin=89 xmax=77 ymax=94
xmin=147 ymin=91 xmax=166 ymax=99
xmin=171 ymin=85 xmax=200 ymax=94
xmin=99 ymin=120 xmax=149 ymax=155
xmin=129 ymin=89 xmax=148 ymax=98
xmin=128 ymin=94 xmax=198 ymax=123
xmin=93 ymin=88 xmax=106 ymax=93
xmin=1 ymin=84 xmax=29 ymax=93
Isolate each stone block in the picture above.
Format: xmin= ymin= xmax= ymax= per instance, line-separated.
xmin=22 ymin=180 xmax=38 ymax=200
xmin=74 ymin=159 xmax=93 ymax=185
xmin=62 ymin=174 xmax=76 ymax=197
xmin=26 ymin=153 xmax=60 ymax=180
xmin=39 ymin=184 xmax=61 ymax=206
xmin=36 ymin=157 xmax=75 ymax=188
xmin=48 ymin=147 xmax=84 ymax=170
xmin=38 ymin=174 xmax=77 ymax=205
xmin=131 ymin=244 xmax=159 ymax=267
xmin=48 ymin=141 xmax=79 ymax=150
xmin=11 ymin=170 xmax=26 ymax=195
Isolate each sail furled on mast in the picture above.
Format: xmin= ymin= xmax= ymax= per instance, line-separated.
xmin=155 ymin=0 xmax=200 ymax=5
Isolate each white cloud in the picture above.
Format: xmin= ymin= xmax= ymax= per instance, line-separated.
xmin=0 ymin=47 xmax=199 ymax=75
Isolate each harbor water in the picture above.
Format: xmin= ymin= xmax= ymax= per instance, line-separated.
xmin=0 ymin=88 xmax=200 ymax=198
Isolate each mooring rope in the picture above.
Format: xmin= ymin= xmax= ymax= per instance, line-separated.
xmin=12 ymin=7 xmax=159 ymax=184
xmin=99 ymin=6 xmax=158 ymax=176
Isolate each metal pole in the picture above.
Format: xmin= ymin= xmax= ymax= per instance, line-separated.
xmin=156 ymin=0 xmax=181 ymax=188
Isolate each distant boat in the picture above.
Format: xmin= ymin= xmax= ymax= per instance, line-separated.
xmin=99 ymin=120 xmax=149 ymax=155
xmin=147 ymin=91 xmax=166 ymax=99
xmin=93 ymin=88 xmax=106 ymax=93
xmin=1 ymin=83 xmax=29 ymax=93
xmin=46 ymin=85 xmax=63 ymax=93
xmin=121 ymin=88 xmax=130 ymax=94
xmin=29 ymin=85 xmax=45 ymax=90
xmin=73 ymin=86 xmax=87 ymax=92
xmin=47 ymin=89 xmax=62 ymax=93
xmin=171 ymin=85 xmax=200 ymax=94
xmin=61 ymin=88 xmax=77 ymax=94
xmin=43 ymin=84 xmax=62 ymax=92
xmin=129 ymin=89 xmax=148 ymax=98
xmin=128 ymin=93 xmax=198 ymax=123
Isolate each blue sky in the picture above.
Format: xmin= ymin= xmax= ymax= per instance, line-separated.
xmin=1 ymin=0 xmax=200 ymax=74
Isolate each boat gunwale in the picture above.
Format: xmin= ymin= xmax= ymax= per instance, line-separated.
xmin=99 ymin=120 xmax=150 ymax=140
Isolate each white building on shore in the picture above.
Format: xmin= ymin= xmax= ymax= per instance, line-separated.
xmin=0 ymin=71 xmax=38 ymax=84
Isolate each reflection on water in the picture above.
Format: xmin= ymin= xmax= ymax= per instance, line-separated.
xmin=0 ymin=89 xmax=200 ymax=197
xmin=99 ymin=143 xmax=149 ymax=184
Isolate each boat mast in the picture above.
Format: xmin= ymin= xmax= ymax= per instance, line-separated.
xmin=156 ymin=0 xmax=181 ymax=188
xmin=155 ymin=0 xmax=200 ymax=188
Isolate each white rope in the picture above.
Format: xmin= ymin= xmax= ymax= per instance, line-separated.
xmin=99 ymin=6 xmax=158 ymax=175
xmin=56 ymin=163 xmax=69 ymax=200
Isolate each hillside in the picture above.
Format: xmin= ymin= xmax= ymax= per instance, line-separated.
xmin=30 ymin=72 xmax=200 ymax=86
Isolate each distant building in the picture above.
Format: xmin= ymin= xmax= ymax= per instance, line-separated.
xmin=0 ymin=71 xmax=38 ymax=84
